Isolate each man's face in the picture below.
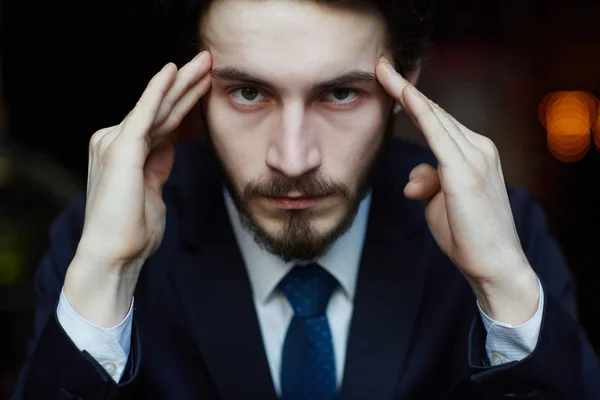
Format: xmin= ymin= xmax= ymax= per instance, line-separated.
xmin=201 ymin=0 xmax=393 ymax=261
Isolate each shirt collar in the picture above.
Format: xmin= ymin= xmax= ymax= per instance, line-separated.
xmin=224 ymin=190 xmax=371 ymax=304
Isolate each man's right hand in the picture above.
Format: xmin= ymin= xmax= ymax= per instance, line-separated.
xmin=63 ymin=51 xmax=212 ymax=327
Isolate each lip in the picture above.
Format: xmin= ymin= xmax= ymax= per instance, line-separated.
xmin=265 ymin=195 xmax=329 ymax=210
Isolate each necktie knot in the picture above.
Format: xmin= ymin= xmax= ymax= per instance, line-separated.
xmin=279 ymin=264 xmax=337 ymax=318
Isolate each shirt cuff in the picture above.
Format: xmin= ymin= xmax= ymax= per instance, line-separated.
xmin=477 ymin=277 xmax=544 ymax=366
xmin=56 ymin=288 xmax=134 ymax=382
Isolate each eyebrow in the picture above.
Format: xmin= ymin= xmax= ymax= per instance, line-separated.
xmin=211 ymin=67 xmax=377 ymax=91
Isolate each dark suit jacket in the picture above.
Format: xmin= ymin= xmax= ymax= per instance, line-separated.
xmin=11 ymin=139 xmax=600 ymax=399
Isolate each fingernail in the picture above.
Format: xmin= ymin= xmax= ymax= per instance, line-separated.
xmin=193 ymin=51 xmax=208 ymax=62
xmin=378 ymin=57 xmax=403 ymax=81
xmin=405 ymin=179 xmax=421 ymax=192
xmin=378 ymin=57 xmax=395 ymax=74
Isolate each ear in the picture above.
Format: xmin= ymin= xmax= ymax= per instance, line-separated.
xmin=393 ymin=66 xmax=422 ymax=115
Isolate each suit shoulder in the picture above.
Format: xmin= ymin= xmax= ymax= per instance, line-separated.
xmin=506 ymin=187 xmax=567 ymax=277
xmin=33 ymin=194 xmax=86 ymax=303
xmin=507 ymin=187 xmax=545 ymax=228
xmin=47 ymin=194 xmax=86 ymax=260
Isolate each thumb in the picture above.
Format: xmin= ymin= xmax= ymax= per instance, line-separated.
xmin=404 ymin=163 xmax=440 ymax=200
xmin=144 ymin=138 xmax=175 ymax=195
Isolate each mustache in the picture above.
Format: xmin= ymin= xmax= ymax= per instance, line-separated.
xmin=243 ymin=173 xmax=350 ymax=200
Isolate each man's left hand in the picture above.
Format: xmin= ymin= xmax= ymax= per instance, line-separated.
xmin=375 ymin=58 xmax=539 ymax=326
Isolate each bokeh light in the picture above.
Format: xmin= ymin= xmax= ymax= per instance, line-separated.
xmin=538 ymin=91 xmax=598 ymax=162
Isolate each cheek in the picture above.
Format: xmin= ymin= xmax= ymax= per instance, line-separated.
xmin=205 ymin=92 xmax=271 ymax=186
xmin=316 ymin=101 xmax=388 ymax=185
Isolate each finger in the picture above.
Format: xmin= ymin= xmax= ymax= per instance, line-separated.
xmin=376 ymin=59 xmax=463 ymax=166
xmin=120 ymin=63 xmax=178 ymax=142
xmin=429 ymin=101 xmax=480 ymax=145
xmin=154 ymin=51 xmax=212 ymax=128
xmin=153 ymin=71 xmax=212 ymax=138
xmin=404 ymin=163 xmax=441 ymax=200
xmin=403 ymin=85 xmax=467 ymax=166
xmin=375 ymin=58 xmax=411 ymax=109
xmin=428 ymin=101 xmax=477 ymax=149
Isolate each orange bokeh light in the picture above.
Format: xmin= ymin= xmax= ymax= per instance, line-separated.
xmin=538 ymin=91 xmax=598 ymax=162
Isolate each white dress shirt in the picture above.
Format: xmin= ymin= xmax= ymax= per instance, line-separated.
xmin=57 ymin=190 xmax=545 ymax=390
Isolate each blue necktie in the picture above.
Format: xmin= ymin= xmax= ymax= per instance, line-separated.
xmin=279 ymin=263 xmax=338 ymax=400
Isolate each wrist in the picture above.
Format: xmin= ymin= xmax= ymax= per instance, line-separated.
xmin=63 ymin=251 xmax=141 ymax=327
xmin=472 ymin=266 xmax=540 ymax=326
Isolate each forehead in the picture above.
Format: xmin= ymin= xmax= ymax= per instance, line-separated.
xmin=201 ymin=1 xmax=387 ymax=85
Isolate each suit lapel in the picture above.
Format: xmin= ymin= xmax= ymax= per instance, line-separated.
xmin=171 ymin=224 xmax=278 ymax=399
xmin=167 ymin=144 xmax=278 ymax=400
xmin=339 ymin=142 xmax=437 ymax=400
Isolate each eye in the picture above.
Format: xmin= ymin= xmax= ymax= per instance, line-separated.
xmin=324 ymin=88 xmax=359 ymax=103
xmin=231 ymin=87 xmax=266 ymax=104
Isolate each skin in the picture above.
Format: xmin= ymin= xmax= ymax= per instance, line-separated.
xmin=377 ymin=60 xmax=539 ymax=324
xmin=64 ymin=0 xmax=538 ymax=330
xmin=201 ymin=1 xmax=393 ymax=260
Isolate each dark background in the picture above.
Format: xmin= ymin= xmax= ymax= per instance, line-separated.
xmin=2 ymin=0 xmax=600 ymax=397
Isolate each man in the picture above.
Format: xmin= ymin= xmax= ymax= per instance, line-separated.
xmin=11 ymin=0 xmax=600 ymax=399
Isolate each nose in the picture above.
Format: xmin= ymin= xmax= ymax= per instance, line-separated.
xmin=266 ymin=103 xmax=321 ymax=178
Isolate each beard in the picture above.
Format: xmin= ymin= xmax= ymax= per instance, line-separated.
xmin=207 ymin=114 xmax=395 ymax=262
xmin=231 ymin=170 xmax=366 ymax=262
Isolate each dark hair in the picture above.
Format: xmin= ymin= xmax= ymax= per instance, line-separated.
xmin=159 ymin=0 xmax=435 ymax=75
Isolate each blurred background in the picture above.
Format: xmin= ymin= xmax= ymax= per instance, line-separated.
xmin=1 ymin=0 xmax=600 ymax=397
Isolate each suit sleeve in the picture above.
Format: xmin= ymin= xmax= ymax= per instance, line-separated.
xmin=467 ymin=188 xmax=600 ymax=399
xmin=10 ymin=195 xmax=140 ymax=400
